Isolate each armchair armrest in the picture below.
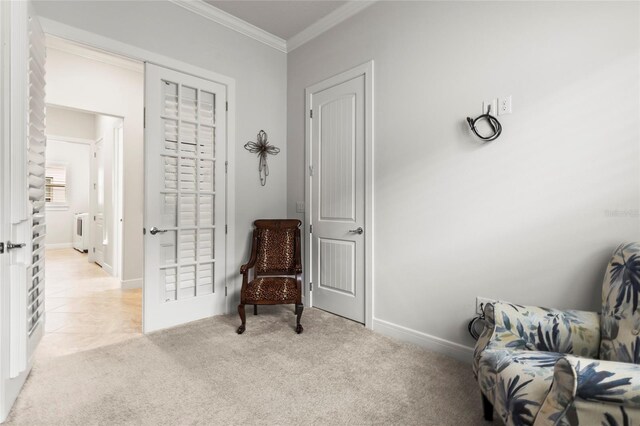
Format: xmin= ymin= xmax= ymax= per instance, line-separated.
xmin=475 ymin=302 xmax=600 ymax=359
xmin=240 ymin=231 xmax=259 ymax=275
xmin=535 ymin=356 xmax=640 ymax=425
xmin=240 ymin=261 xmax=254 ymax=275
xmin=294 ymin=228 xmax=302 ymax=274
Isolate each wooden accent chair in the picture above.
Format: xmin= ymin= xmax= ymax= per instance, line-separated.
xmin=237 ymin=219 xmax=303 ymax=334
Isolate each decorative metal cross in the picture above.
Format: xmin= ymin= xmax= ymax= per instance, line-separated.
xmin=244 ymin=130 xmax=280 ymax=186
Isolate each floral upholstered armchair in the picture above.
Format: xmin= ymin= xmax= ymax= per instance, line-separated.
xmin=473 ymin=242 xmax=640 ymax=426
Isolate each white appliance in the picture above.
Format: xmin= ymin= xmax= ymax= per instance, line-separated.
xmin=73 ymin=213 xmax=89 ymax=253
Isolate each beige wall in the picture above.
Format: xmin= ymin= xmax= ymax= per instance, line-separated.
xmin=46 ymin=106 xmax=95 ymax=140
xmin=287 ymin=1 xmax=640 ymax=354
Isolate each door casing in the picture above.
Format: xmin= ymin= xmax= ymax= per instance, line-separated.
xmin=304 ymin=61 xmax=374 ymax=329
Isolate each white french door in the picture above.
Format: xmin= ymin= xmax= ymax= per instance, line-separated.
xmin=144 ymin=63 xmax=227 ymax=333
xmin=0 ymin=0 xmax=46 ymax=421
xmin=309 ymin=74 xmax=366 ymax=323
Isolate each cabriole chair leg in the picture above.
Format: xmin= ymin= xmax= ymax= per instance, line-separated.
xmin=237 ymin=304 xmax=246 ymax=334
xmin=254 ymin=304 xmax=258 ymax=315
xmin=295 ymin=303 xmax=304 ymax=334
xmin=482 ymin=393 xmax=493 ymax=421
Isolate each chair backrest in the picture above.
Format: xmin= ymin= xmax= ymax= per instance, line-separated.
xmin=253 ymin=219 xmax=301 ymax=275
xmin=600 ymin=242 xmax=640 ymax=363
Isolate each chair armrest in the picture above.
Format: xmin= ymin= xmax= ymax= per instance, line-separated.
xmin=240 ymin=231 xmax=259 ymax=275
xmin=240 ymin=261 xmax=254 ymax=275
xmin=535 ymin=356 xmax=640 ymax=425
xmin=475 ymin=302 xmax=600 ymax=359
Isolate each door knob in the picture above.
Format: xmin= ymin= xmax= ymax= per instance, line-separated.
xmin=149 ymin=227 xmax=168 ymax=235
xmin=6 ymin=241 xmax=26 ymax=250
xmin=348 ymin=227 xmax=364 ymax=235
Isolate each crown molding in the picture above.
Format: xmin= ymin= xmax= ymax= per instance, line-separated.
xmin=168 ymin=0 xmax=287 ymax=53
xmin=287 ymin=1 xmax=376 ymax=52
xmin=45 ymin=35 xmax=144 ymax=73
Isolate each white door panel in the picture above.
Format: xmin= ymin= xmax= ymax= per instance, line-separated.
xmin=311 ymin=75 xmax=366 ymax=323
xmin=93 ymin=139 xmax=105 ymax=266
xmin=144 ymin=63 xmax=227 ymax=333
xmin=1 ymin=0 xmax=46 ymax=421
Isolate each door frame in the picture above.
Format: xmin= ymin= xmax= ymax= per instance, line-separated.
xmin=304 ymin=61 xmax=374 ymax=329
xmin=38 ymin=18 xmax=237 ymax=323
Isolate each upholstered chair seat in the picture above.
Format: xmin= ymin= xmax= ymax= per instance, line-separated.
xmin=244 ymin=277 xmax=299 ymax=303
xmin=474 ymin=243 xmax=640 ymax=425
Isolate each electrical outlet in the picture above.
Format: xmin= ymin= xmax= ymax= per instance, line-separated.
xmin=296 ymin=201 xmax=305 ymax=213
xmin=498 ymin=96 xmax=512 ymax=116
xmin=476 ymin=296 xmax=496 ymax=315
xmin=482 ymin=99 xmax=498 ymax=116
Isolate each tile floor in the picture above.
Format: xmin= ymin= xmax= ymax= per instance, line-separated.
xmin=38 ymin=248 xmax=142 ymax=359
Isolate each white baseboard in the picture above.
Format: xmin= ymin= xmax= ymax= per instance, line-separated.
xmin=373 ymin=317 xmax=474 ymax=364
xmin=103 ymin=263 xmax=114 ymax=276
xmin=45 ymin=243 xmax=73 ymax=249
xmin=121 ymin=278 xmax=142 ymax=289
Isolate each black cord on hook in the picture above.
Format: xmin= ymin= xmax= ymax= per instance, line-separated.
xmin=466 ymin=105 xmax=502 ymax=142
xmin=467 ymin=303 xmax=489 ymax=340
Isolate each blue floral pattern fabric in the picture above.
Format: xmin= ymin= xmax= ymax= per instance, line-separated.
xmin=474 ymin=303 xmax=599 ymax=425
xmin=477 ymin=349 xmax=563 ymax=425
xmin=475 ymin=243 xmax=640 ymax=426
xmin=536 ymin=356 xmax=640 ymax=425
xmin=600 ymin=243 xmax=640 ymax=364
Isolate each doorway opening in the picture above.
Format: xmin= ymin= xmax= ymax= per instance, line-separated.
xmin=41 ymin=36 xmax=144 ymax=359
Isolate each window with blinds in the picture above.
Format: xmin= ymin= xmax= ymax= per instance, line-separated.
xmin=45 ymin=164 xmax=67 ymax=207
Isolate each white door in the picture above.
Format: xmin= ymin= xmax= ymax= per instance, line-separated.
xmin=92 ymin=138 xmax=105 ymax=266
xmin=113 ymin=125 xmax=123 ymax=278
xmin=0 ymin=1 xmax=46 ymax=421
xmin=310 ymin=74 xmax=366 ymax=323
xmin=144 ymin=63 xmax=227 ymax=333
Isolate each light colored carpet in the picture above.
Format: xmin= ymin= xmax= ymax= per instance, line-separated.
xmin=6 ymin=306 xmax=484 ymax=425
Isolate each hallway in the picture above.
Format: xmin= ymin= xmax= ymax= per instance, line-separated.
xmin=39 ymin=248 xmax=142 ymax=359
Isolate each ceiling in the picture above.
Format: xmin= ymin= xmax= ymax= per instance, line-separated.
xmin=204 ymin=1 xmax=347 ymax=40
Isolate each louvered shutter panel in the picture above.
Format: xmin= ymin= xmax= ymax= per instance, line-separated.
xmin=27 ymin=11 xmax=46 ymax=339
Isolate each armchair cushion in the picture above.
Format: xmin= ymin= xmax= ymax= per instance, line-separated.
xmin=475 ymin=303 xmax=600 ymax=367
xmin=536 ymin=355 xmax=640 ymax=425
xmin=243 ymin=277 xmax=299 ymax=303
